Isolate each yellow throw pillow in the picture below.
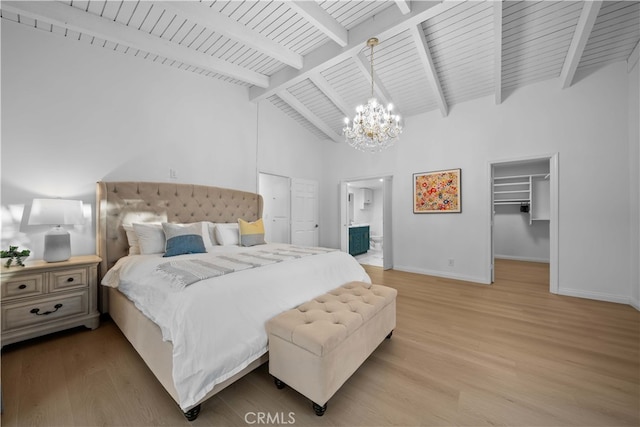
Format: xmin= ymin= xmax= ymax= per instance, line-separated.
xmin=238 ymin=218 xmax=265 ymax=247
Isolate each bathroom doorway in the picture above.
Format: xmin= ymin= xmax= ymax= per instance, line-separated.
xmin=340 ymin=176 xmax=393 ymax=270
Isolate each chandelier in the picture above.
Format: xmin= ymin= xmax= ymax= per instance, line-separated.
xmin=343 ymin=37 xmax=402 ymax=152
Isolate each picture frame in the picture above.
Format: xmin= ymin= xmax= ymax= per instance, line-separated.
xmin=413 ymin=168 xmax=461 ymax=213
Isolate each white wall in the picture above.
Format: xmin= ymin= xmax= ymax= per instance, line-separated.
xmin=493 ymin=213 xmax=549 ymax=262
xmin=629 ymin=56 xmax=640 ymax=310
xmin=256 ymin=99 xmax=326 ymax=182
xmin=0 ymin=20 xmax=322 ymax=257
xmin=323 ymin=61 xmax=635 ymax=304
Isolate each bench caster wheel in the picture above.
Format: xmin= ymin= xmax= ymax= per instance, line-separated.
xmin=386 ymin=330 xmax=393 ymax=339
xmin=274 ymin=378 xmax=286 ymax=389
xmin=183 ymin=404 xmax=201 ymax=421
xmin=313 ymin=402 xmax=327 ymax=416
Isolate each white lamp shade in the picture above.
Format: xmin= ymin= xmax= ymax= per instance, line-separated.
xmin=28 ymin=199 xmax=84 ymax=226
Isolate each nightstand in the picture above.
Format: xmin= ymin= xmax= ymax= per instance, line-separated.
xmin=1 ymin=255 xmax=101 ymax=347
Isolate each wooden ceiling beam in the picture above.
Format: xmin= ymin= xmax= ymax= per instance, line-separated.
xmin=287 ymin=1 xmax=348 ymax=48
xmin=409 ymin=24 xmax=448 ymax=117
xmin=277 ymin=91 xmax=343 ymax=143
xmin=560 ymin=1 xmax=602 ymax=89
xmin=308 ymin=72 xmax=352 ymax=119
xmin=3 ymin=1 xmax=270 ymax=87
xmin=395 ymin=1 xmax=411 ymax=15
xmin=161 ymin=2 xmax=303 ymax=70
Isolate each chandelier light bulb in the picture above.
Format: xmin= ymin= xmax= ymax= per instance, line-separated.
xmin=388 ymin=103 xmax=393 ymax=111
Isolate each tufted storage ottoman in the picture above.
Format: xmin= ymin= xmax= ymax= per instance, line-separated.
xmin=266 ymin=281 xmax=397 ymax=416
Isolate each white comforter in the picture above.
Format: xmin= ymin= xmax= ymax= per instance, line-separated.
xmin=101 ymin=243 xmax=370 ymax=409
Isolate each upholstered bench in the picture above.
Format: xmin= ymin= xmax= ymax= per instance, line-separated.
xmin=266 ymin=281 xmax=397 ymax=416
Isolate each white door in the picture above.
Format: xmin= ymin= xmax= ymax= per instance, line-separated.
xmin=258 ymin=173 xmax=290 ymax=244
xmin=291 ymin=178 xmax=319 ymax=247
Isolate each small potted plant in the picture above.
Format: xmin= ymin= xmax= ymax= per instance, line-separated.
xmin=1 ymin=246 xmax=31 ymax=267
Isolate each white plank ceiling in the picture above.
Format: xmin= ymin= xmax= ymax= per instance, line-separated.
xmin=2 ymin=1 xmax=639 ymax=143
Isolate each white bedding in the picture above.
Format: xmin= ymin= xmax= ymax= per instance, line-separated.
xmin=101 ymin=243 xmax=370 ymax=410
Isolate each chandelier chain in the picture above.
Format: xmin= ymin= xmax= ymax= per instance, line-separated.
xmin=370 ymin=42 xmax=375 ymax=98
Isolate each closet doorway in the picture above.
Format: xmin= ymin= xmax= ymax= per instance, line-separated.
xmin=489 ymin=154 xmax=558 ymax=293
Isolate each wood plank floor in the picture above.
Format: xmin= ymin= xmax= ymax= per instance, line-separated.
xmin=2 ymin=259 xmax=639 ymax=426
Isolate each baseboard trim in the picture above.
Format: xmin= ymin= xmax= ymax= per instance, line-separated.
xmin=630 ymin=298 xmax=640 ymax=312
xmin=495 ymin=255 xmax=550 ymax=263
xmin=557 ymin=287 xmax=631 ymax=305
xmin=393 ymin=265 xmax=490 ymax=285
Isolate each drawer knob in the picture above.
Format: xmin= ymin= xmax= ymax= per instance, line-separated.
xmin=30 ymin=304 xmax=63 ymax=316
xmin=66 ymin=277 xmax=74 ymax=283
xmin=18 ymin=284 xmax=27 ymax=289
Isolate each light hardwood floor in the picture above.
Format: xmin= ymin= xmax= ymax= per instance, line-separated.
xmin=2 ymin=259 xmax=639 ymax=426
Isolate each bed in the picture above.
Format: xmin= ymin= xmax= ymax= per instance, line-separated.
xmin=96 ymin=181 xmax=370 ymax=420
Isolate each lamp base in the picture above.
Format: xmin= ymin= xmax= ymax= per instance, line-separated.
xmin=43 ymin=227 xmax=71 ymax=262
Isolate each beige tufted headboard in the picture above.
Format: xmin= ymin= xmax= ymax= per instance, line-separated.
xmin=96 ymin=181 xmax=263 ymax=280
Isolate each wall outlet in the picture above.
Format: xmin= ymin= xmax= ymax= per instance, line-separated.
xmin=169 ymin=168 xmax=178 ymax=179
xmin=448 ymin=258 xmax=455 ymax=267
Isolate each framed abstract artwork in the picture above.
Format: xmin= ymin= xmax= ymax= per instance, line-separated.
xmin=413 ymin=168 xmax=461 ymax=213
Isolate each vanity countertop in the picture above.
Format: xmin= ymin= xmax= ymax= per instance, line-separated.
xmin=348 ymin=223 xmax=370 ymax=228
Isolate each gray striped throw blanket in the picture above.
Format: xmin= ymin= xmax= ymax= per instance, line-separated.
xmin=156 ymin=246 xmax=336 ymax=289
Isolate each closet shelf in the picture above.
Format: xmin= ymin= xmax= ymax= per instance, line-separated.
xmin=493 ymin=173 xmax=550 ymax=224
xmin=494 ymin=200 xmax=529 ymax=204
xmin=494 ymin=182 xmax=528 ymax=187
xmin=494 ymin=190 xmax=530 ymax=194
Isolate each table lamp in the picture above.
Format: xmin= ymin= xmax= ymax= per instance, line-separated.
xmin=28 ymin=198 xmax=84 ymax=262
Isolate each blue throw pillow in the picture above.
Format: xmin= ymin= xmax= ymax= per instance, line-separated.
xmin=162 ymin=223 xmax=206 ymax=257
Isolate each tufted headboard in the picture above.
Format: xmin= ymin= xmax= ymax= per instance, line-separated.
xmin=96 ymin=181 xmax=263 ymax=280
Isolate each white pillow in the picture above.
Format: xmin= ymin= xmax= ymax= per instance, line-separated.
xmin=132 ymin=223 xmax=165 ymax=254
xmin=200 ymin=221 xmax=216 ymax=248
xmin=214 ymin=223 xmax=239 ymax=246
xmin=123 ymin=224 xmax=141 ymax=255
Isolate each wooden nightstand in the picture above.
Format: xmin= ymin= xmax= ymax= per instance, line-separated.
xmin=1 ymin=255 xmax=101 ymax=347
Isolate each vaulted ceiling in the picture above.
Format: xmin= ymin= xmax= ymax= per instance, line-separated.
xmin=3 ymin=1 xmax=639 ymax=142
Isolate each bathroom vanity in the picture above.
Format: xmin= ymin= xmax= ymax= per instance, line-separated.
xmin=348 ymin=225 xmax=370 ymax=256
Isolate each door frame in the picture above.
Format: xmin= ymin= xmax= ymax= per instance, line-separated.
xmin=487 ymin=153 xmax=559 ymax=293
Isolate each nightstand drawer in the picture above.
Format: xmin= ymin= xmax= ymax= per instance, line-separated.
xmin=2 ymin=273 xmax=45 ymax=299
xmin=49 ymin=268 xmax=87 ymax=292
xmin=2 ymin=291 xmax=88 ymax=331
